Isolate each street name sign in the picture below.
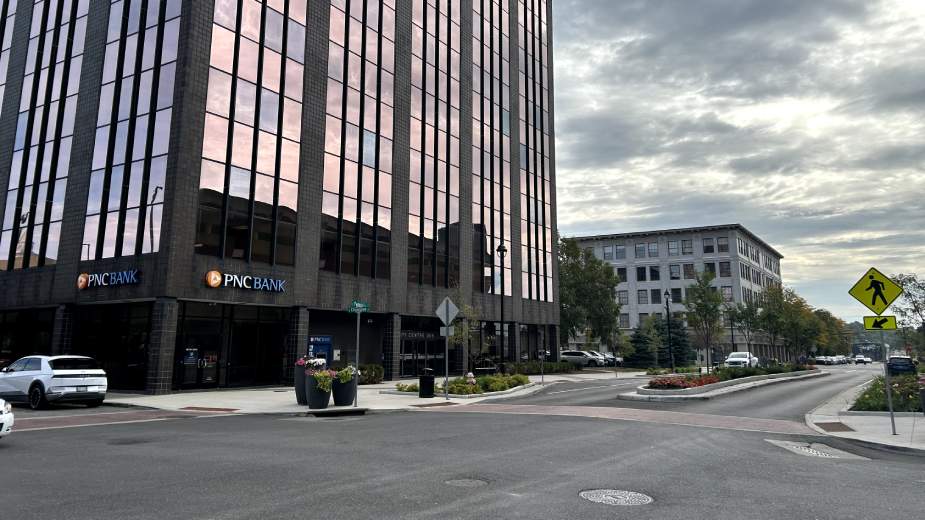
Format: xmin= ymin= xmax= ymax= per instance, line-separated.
xmin=347 ymin=300 xmax=369 ymax=314
xmin=864 ymin=316 xmax=897 ymax=331
xmin=435 ymin=297 xmax=459 ymax=325
xmin=848 ymin=267 xmax=903 ymax=315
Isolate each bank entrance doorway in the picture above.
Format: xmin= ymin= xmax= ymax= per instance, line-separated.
xmin=174 ymin=302 xmax=291 ymax=390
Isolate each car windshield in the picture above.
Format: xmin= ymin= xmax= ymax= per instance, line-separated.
xmin=50 ymin=358 xmax=100 ymax=370
xmin=889 ymin=358 xmax=911 ymax=365
xmin=729 ymin=353 xmax=748 ymax=358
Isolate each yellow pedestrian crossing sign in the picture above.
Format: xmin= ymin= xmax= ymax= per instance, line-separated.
xmin=864 ymin=316 xmax=897 ymax=330
xmin=849 ymin=267 xmax=903 ymax=315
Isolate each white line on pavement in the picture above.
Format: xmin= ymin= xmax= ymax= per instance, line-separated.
xmin=545 ymin=383 xmax=635 ymax=395
xmin=15 ymin=418 xmax=170 ymax=432
xmin=13 ymin=409 xmax=143 ymax=420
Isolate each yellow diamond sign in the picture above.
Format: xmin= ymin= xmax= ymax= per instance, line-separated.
xmin=849 ymin=267 xmax=903 ymax=315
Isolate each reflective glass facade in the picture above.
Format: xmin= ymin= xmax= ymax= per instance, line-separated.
xmin=320 ymin=0 xmax=395 ymax=278
xmin=0 ymin=0 xmax=19 ymax=119
xmin=471 ymin=0 xmax=512 ymax=296
xmin=196 ymin=0 xmax=307 ymax=265
xmin=2 ymin=0 xmax=88 ymax=270
xmin=82 ymin=0 xmax=180 ymax=260
xmin=407 ymin=0 xmax=460 ymax=287
xmin=517 ymin=0 xmax=552 ymax=301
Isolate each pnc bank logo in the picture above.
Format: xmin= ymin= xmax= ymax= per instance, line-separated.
xmin=76 ymin=269 xmax=140 ymax=290
xmin=205 ymin=270 xmax=223 ymax=288
xmin=204 ymin=270 xmax=286 ymax=292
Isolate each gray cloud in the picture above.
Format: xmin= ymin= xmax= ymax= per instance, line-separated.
xmin=553 ymin=0 xmax=925 ymax=320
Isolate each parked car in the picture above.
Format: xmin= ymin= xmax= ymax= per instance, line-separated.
xmin=560 ymin=350 xmax=599 ymax=367
xmin=586 ymin=351 xmax=610 ymax=367
xmin=0 ymin=398 xmax=13 ymax=440
xmin=833 ymin=355 xmax=847 ymax=365
xmin=853 ymin=355 xmax=871 ymax=365
xmin=724 ymin=352 xmax=759 ymax=368
xmin=0 ymin=355 xmax=108 ymax=410
xmin=886 ymin=356 xmax=917 ymax=376
xmin=601 ymin=353 xmax=624 ymax=367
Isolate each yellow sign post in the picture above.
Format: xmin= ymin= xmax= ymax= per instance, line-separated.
xmin=848 ymin=267 xmax=903 ymax=315
xmin=863 ymin=316 xmax=897 ymax=331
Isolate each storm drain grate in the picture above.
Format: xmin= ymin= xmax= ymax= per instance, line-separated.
xmin=814 ymin=422 xmax=855 ymax=432
xmin=445 ymin=479 xmax=488 ymax=488
xmin=765 ymin=439 xmax=868 ymax=460
xmin=579 ymin=489 xmax=653 ymax=506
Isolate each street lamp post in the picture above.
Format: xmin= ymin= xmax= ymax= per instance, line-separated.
xmin=664 ymin=290 xmax=675 ymax=373
xmin=497 ymin=243 xmax=507 ymax=372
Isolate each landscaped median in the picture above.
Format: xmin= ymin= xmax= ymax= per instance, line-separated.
xmin=618 ymin=365 xmax=827 ymax=401
xmin=380 ymin=374 xmax=540 ymax=399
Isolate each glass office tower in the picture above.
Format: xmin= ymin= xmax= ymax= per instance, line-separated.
xmin=0 ymin=0 xmax=558 ymax=393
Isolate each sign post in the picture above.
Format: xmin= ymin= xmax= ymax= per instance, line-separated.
xmin=849 ymin=267 xmax=903 ymax=436
xmin=436 ymin=297 xmax=459 ymax=401
xmin=347 ymin=300 xmax=370 ymax=407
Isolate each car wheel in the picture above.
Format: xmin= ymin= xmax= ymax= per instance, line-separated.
xmin=29 ymin=384 xmax=48 ymax=410
xmin=86 ymin=399 xmax=104 ymax=408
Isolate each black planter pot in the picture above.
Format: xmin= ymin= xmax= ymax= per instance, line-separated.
xmin=305 ymin=376 xmax=330 ymax=409
xmin=294 ymin=368 xmax=307 ymax=405
xmin=332 ymin=378 xmax=356 ymax=406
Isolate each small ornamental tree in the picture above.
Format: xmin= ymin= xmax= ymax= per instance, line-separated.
xmin=683 ymin=270 xmax=724 ymax=367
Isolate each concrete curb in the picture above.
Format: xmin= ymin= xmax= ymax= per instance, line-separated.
xmin=379 ymin=382 xmax=539 ymax=399
xmin=637 ymin=369 xmax=822 ymax=396
xmin=617 ymin=371 xmax=829 ymax=402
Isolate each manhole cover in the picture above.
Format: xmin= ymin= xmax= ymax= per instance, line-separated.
xmin=445 ymin=479 xmax=488 ymax=488
xmin=579 ymin=489 xmax=653 ymax=506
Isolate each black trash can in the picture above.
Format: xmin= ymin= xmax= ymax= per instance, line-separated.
xmin=419 ymin=368 xmax=435 ymax=398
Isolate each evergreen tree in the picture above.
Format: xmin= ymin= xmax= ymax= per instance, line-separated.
xmin=655 ymin=316 xmax=694 ymax=368
xmin=625 ymin=318 xmax=660 ymax=368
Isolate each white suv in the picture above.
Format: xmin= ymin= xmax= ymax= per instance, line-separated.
xmin=0 ymin=398 xmax=13 ymax=439
xmin=0 ymin=356 xmax=108 ymax=410
xmin=724 ymin=351 xmax=759 ymax=368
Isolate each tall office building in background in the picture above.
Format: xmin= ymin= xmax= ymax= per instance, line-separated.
xmin=0 ymin=0 xmax=559 ymax=393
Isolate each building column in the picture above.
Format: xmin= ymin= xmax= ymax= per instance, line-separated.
xmin=383 ymin=313 xmax=401 ymax=380
xmin=283 ymin=307 xmax=310 ymax=385
xmin=146 ymin=298 xmax=179 ymax=395
xmin=50 ymin=304 xmax=74 ymax=355
xmin=510 ymin=322 xmax=521 ymax=365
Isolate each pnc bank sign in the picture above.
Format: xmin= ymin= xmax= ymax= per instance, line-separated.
xmin=205 ymin=270 xmax=286 ymax=293
xmin=77 ymin=269 xmax=140 ymax=290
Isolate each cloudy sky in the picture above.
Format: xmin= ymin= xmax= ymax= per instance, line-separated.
xmin=551 ymin=0 xmax=925 ymax=323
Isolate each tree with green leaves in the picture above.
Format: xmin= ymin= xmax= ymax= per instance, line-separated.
xmin=683 ymin=270 xmax=724 ymax=367
xmin=759 ymin=285 xmax=787 ymax=358
xmin=558 ymin=238 xmax=622 ymax=349
xmin=625 ymin=316 xmax=661 ymax=368
xmin=727 ymin=299 xmax=760 ymax=352
xmin=893 ymin=273 xmax=925 ymax=358
xmin=654 ymin=315 xmax=693 ymax=368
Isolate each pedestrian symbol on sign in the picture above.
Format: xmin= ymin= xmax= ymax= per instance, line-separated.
xmin=865 ymin=275 xmax=887 ymax=307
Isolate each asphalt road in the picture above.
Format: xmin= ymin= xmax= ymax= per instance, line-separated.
xmin=497 ymin=364 xmax=883 ymax=421
xmin=2 ymin=363 xmax=921 ymax=520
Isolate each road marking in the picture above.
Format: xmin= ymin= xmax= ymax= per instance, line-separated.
xmin=12 ymin=409 xmax=144 ymax=420
xmin=429 ymin=403 xmax=816 ymax=435
xmin=15 ymin=418 xmax=171 ymax=432
xmin=545 ymin=384 xmax=634 ymax=395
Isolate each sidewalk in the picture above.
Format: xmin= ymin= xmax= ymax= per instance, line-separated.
xmin=107 ymin=370 xmax=642 ymax=414
xmin=805 ymin=380 xmax=925 ymax=453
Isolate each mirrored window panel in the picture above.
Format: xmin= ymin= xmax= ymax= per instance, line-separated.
xmin=320 ymin=0 xmax=395 ymax=278
xmin=195 ymin=0 xmax=307 ymax=266
xmin=517 ymin=0 xmax=552 ymax=302
xmin=81 ymin=0 xmax=180 ymax=261
xmin=407 ymin=0 xmax=460 ymax=288
xmin=2 ymin=0 xmax=89 ymax=270
xmin=0 ymin=0 xmax=19 ymax=120
xmin=471 ymin=0 xmax=512 ymax=296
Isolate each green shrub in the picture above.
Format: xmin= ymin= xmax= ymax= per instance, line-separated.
xmin=851 ymin=375 xmax=922 ymax=412
xmin=507 ymin=361 xmax=575 ymax=375
xmin=446 ymin=377 xmax=483 ymax=395
xmin=509 ymin=374 xmax=530 ymax=386
xmin=395 ymin=382 xmax=419 ymax=392
xmin=359 ymin=364 xmax=384 ymax=385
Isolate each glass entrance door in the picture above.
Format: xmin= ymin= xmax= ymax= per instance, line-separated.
xmin=178 ymin=346 xmax=220 ymax=388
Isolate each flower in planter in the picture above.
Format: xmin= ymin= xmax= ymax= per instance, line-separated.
xmin=336 ymin=365 xmax=359 ymax=383
xmin=295 ymin=355 xmax=312 ymax=367
xmin=309 ymin=369 xmax=337 ymax=392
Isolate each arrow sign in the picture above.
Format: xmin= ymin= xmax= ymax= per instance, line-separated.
xmin=864 ymin=315 xmax=897 ymax=330
xmin=435 ymin=297 xmax=459 ymax=325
